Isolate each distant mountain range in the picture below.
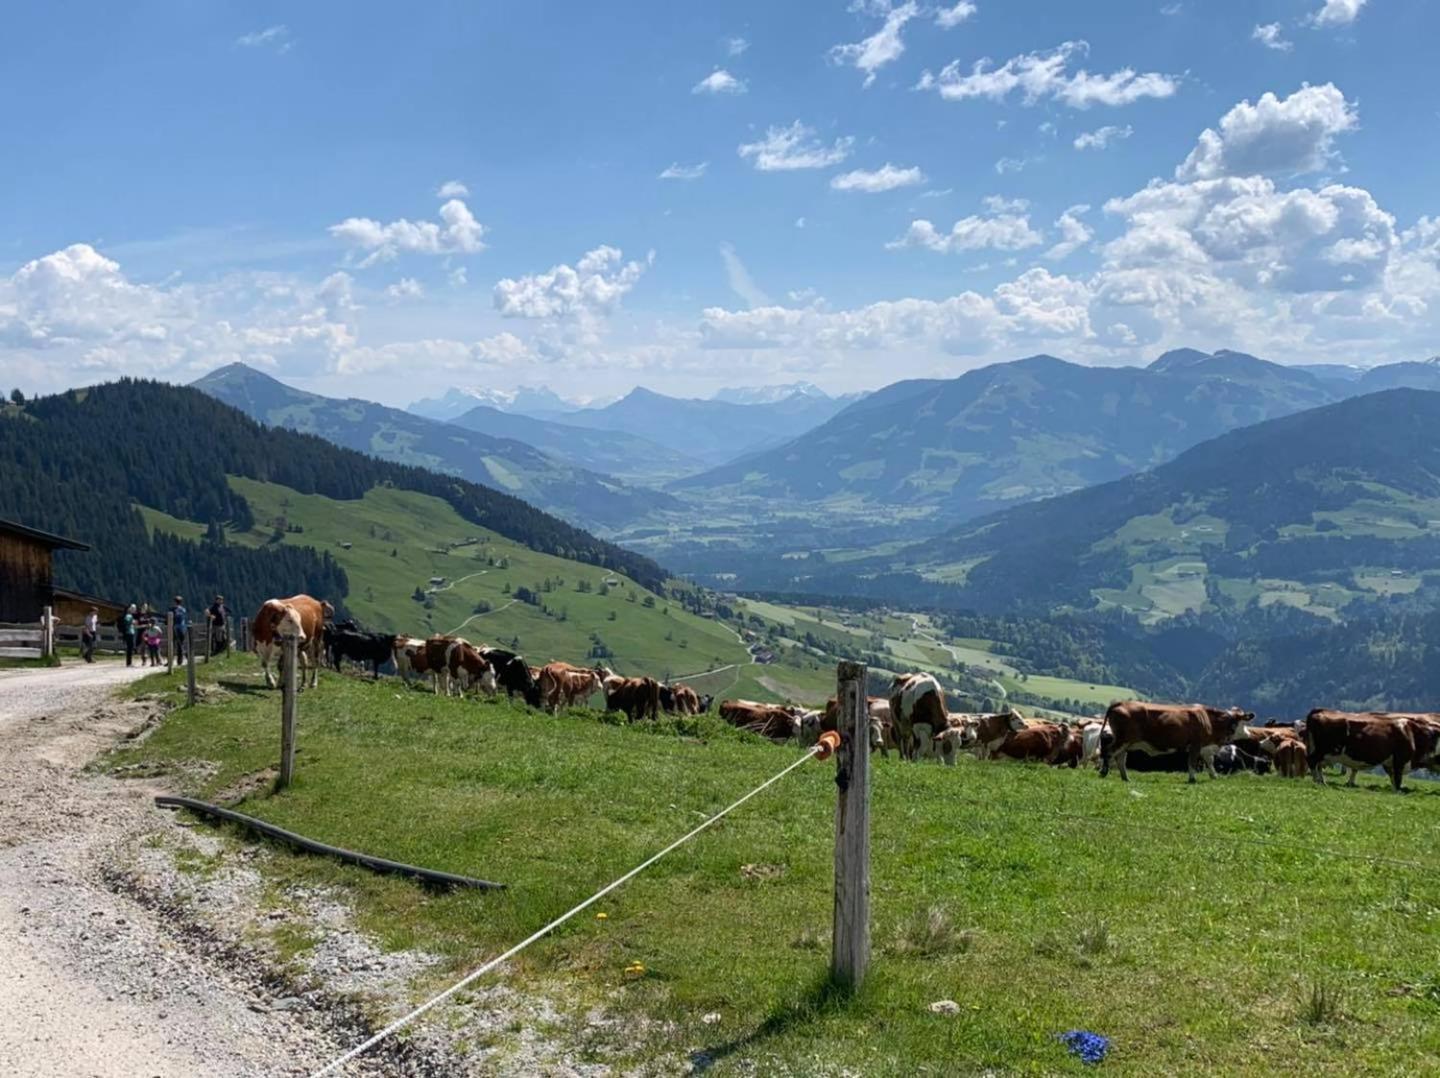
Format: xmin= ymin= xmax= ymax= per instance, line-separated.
xmin=671 ymin=349 xmax=1440 ymax=525
xmin=448 ymin=403 xmax=705 ymax=484
xmin=712 ymin=382 xmax=832 ymax=405
xmin=407 ymin=385 xmax=584 ymax=422
xmin=548 ymin=386 xmax=852 ymax=467
xmin=192 ymin=364 xmax=670 ymax=530
xmin=892 ymin=387 xmax=1440 ymax=620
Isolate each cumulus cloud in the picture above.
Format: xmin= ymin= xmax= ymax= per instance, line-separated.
xmin=493 ymin=245 xmax=650 ymax=320
xmin=1177 ymin=83 xmax=1358 ymax=181
xmin=1252 ymin=23 xmax=1293 ymax=51
xmin=386 ymin=278 xmax=424 ymax=300
xmin=659 ymin=161 xmax=708 ymax=180
xmin=1074 ymin=124 xmax=1133 ymax=150
xmin=720 ymin=243 xmax=771 ymax=307
xmin=830 ymin=163 xmax=926 ymax=192
xmin=889 ymin=202 xmax=1044 ymax=253
xmin=1046 ymin=205 xmax=1094 ymax=260
xmin=693 ymin=69 xmax=747 ymax=95
xmin=436 ymin=180 xmax=470 ymax=198
xmin=830 ymin=2 xmax=920 ymax=88
xmin=236 ymin=25 xmax=292 ymax=53
xmin=738 ymin=122 xmax=854 ymax=171
xmin=994 ymin=156 xmax=1029 ymax=174
xmin=916 ymin=40 xmax=1179 ymax=109
xmin=935 ymin=2 xmax=978 ymax=29
xmin=726 ymin=36 xmax=750 ymax=56
xmin=329 ymin=198 xmax=486 ymax=267
xmin=1310 ymin=0 xmax=1367 ymax=27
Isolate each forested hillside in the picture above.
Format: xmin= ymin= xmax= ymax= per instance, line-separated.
xmin=0 ymin=380 xmax=667 ymax=615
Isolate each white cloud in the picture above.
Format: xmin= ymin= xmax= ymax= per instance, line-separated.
xmin=1074 ymin=124 xmax=1133 ymax=150
xmin=738 ymin=122 xmax=854 ymax=171
xmin=726 ymin=36 xmax=750 ymax=56
xmin=236 ymin=25 xmax=293 ymax=53
xmin=1177 ymin=83 xmax=1359 ymax=181
xmin=917 ymin=40 xmax=1179 ymax=109
xmin=994 ymin=156 xmax=1028 ymax=174
xmin=889 ymin=202 xmax=1044 ymax=253
xmin=693 ymin=69 xmax=747 ymax=95
xmin=493 ymin=245 xmax=650 ymax=320
xmin=449 ymin=266 xmax=468 ymax=288
xmin=719 ymin=243 xmax=771 ymax=307
xmin=830 ymin=163 xmax=926 ymax=192
xmin=1309 ymin=0 xmax=1367 ymax=27
xmin=659 ymin=161 xmax=708 ymax=180
xmin=329 ymin=198 xmax=486 ymax=267
xmin=1046 ymin=205 xmax=1094 ymax=260
xmin=1252 ymin=23 xmax=1293 ymax=51
xmin=830 ymin=1 xmax=920 ymax=87
xmin=386 ymin=278 xmax=424 ymax=300
xmin=436 ymin=180 xmax=470 ymax=199
xmin=1160 ymin=3 xmax=1182 ymax=13
xmin=935 ymin=2 xmax=978 ymax=29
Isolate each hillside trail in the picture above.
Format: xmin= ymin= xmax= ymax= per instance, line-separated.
xmin=0 ymin=661 xmax=394 ymax=1077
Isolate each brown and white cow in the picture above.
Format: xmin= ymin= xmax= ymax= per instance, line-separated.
xmin=1099 ymin=700 xmax=1253 ymax=783
xmin=808 ymin=696 xmax=894 ymax=755
xmin=1304 ymin=709 xmax=1440 ymax=792
xmin=669 ymin=684 xmax=703 ymax=715
xmin=888 ymin=673 xmax=948 ymax=761
xmin=602 ymin=673 xmax=662 ymax=722
xmin=446 ymin=641 xmax=498 ymax=698
xmin=1256 ymin=728 xmax=1309 ymax=779
xmin=719 ymin=699 xmax=801 ymax=742
xmin=537 ymin=661 xmax=604 ymax=713
xmin=932 ymin=709 xmax=1026 ymax=764
xmin=252 ymin=594 xmax=332 ymax=689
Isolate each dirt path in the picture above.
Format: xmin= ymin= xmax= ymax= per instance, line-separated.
xmin=0 ymin=662 xmax=399 ymax=1077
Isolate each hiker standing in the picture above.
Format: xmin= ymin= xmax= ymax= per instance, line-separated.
xmin=81 ymin=607 xmax=99 ymax=663
xmin=120 ymin=603 xmax=138 ymax=666
xmin=207 ymin=594 xmax=230 ymax=655
xmin=170 ymin=595 xmax=188 ymax=662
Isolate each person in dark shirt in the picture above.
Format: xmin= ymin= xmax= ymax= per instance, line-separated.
xmin=170 ymin=596 xmax=188 ymax=661
xmin=207 ymin=594 xmax=231 ymax=655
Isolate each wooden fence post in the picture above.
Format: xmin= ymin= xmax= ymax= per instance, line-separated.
xmin=239 ymin=616 xmax=249 ymax=653
xmin=186 ymin=626 xmax=197 ymax=706
xmin=278 ymin=634 xmax=298 ymax=790
xmin=166 ymin=612 xmax=175 ymax=673
xmin=41 ymin=606 xmax=53 ymax=659
xmin=832 ymin=659 xmax=871 ymax=990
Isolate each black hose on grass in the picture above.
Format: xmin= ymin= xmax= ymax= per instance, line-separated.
xmin=154 ymin=795 xmax=506 ymax=891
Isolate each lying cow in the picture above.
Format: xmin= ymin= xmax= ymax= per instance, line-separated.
xmin=719 ymin=699 xmax=801 ymax=742
xmin=602 ymin=672 xmax=661 ymax=722
xmin=993 ymin=719 xmax=1072 ymax=765
xmin=1099 ymin=700 xmax=1253 ymax=783
xmin=252 ymin=594 xmax=332 ymax=689
xmin=324 ymin=625 xmax=398 ymax=679
xmin=888 ymin=673 xmax=948 ymax=761
xmin=1305 ymin=709 xmax=1440 ymax=792
xmin=537 ymin=661 xmax=604 ymax=713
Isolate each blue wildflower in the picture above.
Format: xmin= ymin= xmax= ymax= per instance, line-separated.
xmin=1059 ymin=1030 xmax=1110 ymax=1065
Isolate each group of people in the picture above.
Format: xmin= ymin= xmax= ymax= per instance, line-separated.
xmin=80 ymin=595 xmax=232 ymax=666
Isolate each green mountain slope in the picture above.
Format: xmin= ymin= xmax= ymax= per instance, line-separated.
xmin=899 ymin=387 xmax=1440 ymax=622
xmin=449 ymin=403 xmax=704 ymax=483
xmin=673 ymin=351 xmax=1340 ymax=524
xmin=192 ymin=363 xmax=672 ymax=530
xmin=0 ymin=378 xmax=666 ymax=622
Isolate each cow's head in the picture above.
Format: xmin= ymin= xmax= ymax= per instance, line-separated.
xmin=277 ymin=604 xmax=307 ymax=643
xmin=1005 ymin=709 xmax=1027 ymax=733
xmin=1218 ymin=708 xmax=1255 ymax=741
xmin=795 ymin=710 xmax=823 ymax=748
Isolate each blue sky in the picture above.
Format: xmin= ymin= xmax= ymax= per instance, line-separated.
xmin=2 ymin=0 xmax=1437 ymax=405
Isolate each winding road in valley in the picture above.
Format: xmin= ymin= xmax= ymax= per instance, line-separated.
xmin=909 ymin=616 xmax=1007 ymax=701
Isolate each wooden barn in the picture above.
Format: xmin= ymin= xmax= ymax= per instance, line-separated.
xmin=0 ymin=517 xmax=96 ymax=623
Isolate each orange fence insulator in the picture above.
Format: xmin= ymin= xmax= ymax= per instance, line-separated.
xmin=815 ymin=730 xmax=842 ymax=761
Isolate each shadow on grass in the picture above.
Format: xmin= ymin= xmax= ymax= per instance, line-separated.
xmin=215 ymin=678 xmax=278 ymax=697
xmin=688 ymin=973 xmax=861 ymax=1073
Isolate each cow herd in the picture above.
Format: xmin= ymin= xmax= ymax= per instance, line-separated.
xmin=250 ymin=594 xmax=1440 ymax=792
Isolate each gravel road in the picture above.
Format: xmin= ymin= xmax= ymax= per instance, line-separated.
xmin=0 ymin=662 xmax=401 ymax=1077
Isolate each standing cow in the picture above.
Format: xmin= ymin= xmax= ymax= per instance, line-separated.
xmin=889 ymin=673 xmax=948 ymax=761
xmin=1099 ymin=701 xmax=1253 ymax=783
xmin=251 ymin=594 xmax=332 ymax=689
xmin=537 ymin=661 xmax=605 ymax=713
xmin=1305 ymin=710 xmax=1440 ymax=792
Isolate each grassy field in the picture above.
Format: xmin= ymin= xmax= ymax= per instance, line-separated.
xmin=110 ymin=655 xmax=1440 ymax=1075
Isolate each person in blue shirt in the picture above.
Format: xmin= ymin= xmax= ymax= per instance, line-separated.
xmin=170 ymin=596 xmax=188 ymax=661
